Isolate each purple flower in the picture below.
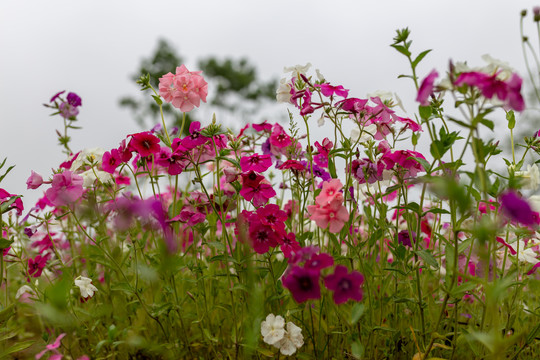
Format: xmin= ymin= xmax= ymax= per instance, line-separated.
xmin=282 ymin=265 xmax=321 ymax=303
xmin=397 ymin=230 xmax=416 ymax=248
xmin=324 ymin=265 xmax=364 ymax=305
xmin=67 ymin=92 xmax=82 ymax=107
xmin=499 ymin=190 xmax=537 ymax=226
xmin=416 ymin=69 xmax=438 ymax=106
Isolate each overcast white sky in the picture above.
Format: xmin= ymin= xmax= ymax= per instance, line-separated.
xmin=1 ymin=0 xmax=540 ymax=208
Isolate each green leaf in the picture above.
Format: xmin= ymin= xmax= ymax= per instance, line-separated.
xmin=416 ymin=249 xmax=439 ymax=269
xmin=506 ymin=110 xmax=516 ymax=130
xmin=351 ymin=341 xmax=365 ymax=359
xmin=410 ymin=156 xmax=431 ymax=173
xmin=0 ymin=195 xmax=22 ymax=215
xmin=350 ymin=303 xmax=365 ymax=325
xmin=0 ymin=340 xmax=34 ymax=358
xmin=412 ymin=49 xmax=432 ymax=68
xmin=328 ymin=156 xmax=337 ymax=179
xmin=419 ymin=105 xmax=432 ymax=120
xmin=391 ymin=44 xmax=411 ymax=57
xmin=0 ymin=238 xmax=13 ymax=250
xmin=0 ymin=304 xmax=16 ymax=323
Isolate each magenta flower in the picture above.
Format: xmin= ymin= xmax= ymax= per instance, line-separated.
xmin=45 ymin=171 xmax=84 ymax=207
xmin=256 ymin=204 xmax=287 ymax=231
xmin=26 ymin=170 xmax=44 ymax=189
xmin=28 ymin=254 xmax=49 ymax=278
xmin=269 ymin=124 xmax=292 ymax=149
xmin=416 ymin=69 xmax=438 ymax=106
xmin=282 ymin=265 xmax=321 ymax=303
xmin=248 ymin=218 xmax=279 ymax=254
xmin=317 ymin=83 xmax=349 ymax=98
xmin=240 ymin=153 xmax=273 ymax=173
xmin=499 ymin=190 xmax=538 ymax=226
xmin=239 ymin=171 xmax=276 ymax=207
xmin=277 ymin=231 xmax=301 ymax=259
xmin=101 ymin=148 xmax=123 ymax=174
xmin=324 ymin=265 xmax=364 ymax=304
xmin=454 ymin=71 xmax=525 ymax=112
xmin=304 ymin=253 xmax=334 ymax=272
xmin=59 ymin=102 xmax=79 ymax=119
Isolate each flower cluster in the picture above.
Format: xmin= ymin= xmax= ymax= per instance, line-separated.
xmin=260 ymin=314 xmax=304 ymax=356
xmin=159 ymin=64 xmax=208 ymax=112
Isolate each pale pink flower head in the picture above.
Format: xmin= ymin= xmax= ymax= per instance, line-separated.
xmin=159 ymin=65 xmax=208 ymax=112
xmin=45 ymin=171 xmax=84 ymax=207
xmin=307 ymin=198 xmax=349 ymax=233
xmin=35 ymin=333 xmax=66 ymax=359
xmin=316 ymin=179 xmax=344 ymax=206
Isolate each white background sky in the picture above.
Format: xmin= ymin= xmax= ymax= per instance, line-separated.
xmin=1 ymin=0 xmax=540 ymax=209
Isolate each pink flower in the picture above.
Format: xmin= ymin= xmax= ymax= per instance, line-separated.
xmin=282 ymin=265 xmax=321 ymax=303
xmin=317 ymin=83 xmax=349 ymax=98
xmin=256 ymin=204 xmax=287 ymax=231
xmin=454 ymin=71 xmax=525 ymax=112
xmin=324 ymin=265 xmax=364 ymax=304
xmin=277 ymin=231 xmax=301 ymax=259
xmin=35 ymin=333 xmax=66 ymax=359
xmin=307 ymin=198 xmax=349 ymax=233
xmin=26 ymin=171 xmax=44 ymax=189
xmin=101 ymin=149 xmax=122 ymax=174
xmin=45 ymin=171 xmax=84 ymax=207
xmin=239 ymin=171 xmax=276 ymax=207
xmin=380 ymin=150 xmax=426 ymax=178
xmin=240 ymin=153 xmax=273 ymax=173
xmin=416 ymin=69 xmax=438 ymax=106
xmin=269 ymin=124 xmax=292 ymax=149
xmin=316 ymin=179 xmax=344 ymax=206
xmin=159 ymin=65 xmax=208 ymax=112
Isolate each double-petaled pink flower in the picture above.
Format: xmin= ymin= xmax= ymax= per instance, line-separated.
xmin=159 ymin=65 xmax=208 ymax=112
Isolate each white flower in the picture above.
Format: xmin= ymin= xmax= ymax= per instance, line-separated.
xmin=276 ymin=78 xmax=292 ymax=103
xmin=315 ymin=69 xmax=325 ymax=82
xmin=276 ymin=321 xmax=304 ymax=356
xmin=15 ymin=285 xmax=36 ymax=299
xmin=283 ymin=63 xmax=312 ymax=77
xmin=529 ymin=195 xmax=540 ymax=212
xmin=79 ymin=168 xmax=113 ymax=188
xmin=515 ymin=164 xmax=540 ymax=191
xmin=261 ymin=314 xmax=285 ymax=345
xmin=350 ymin=124 xmax=376 ymax=143
xmin=74 ymin=276 xmax=98 ymax=298
xmin=70 ymin=148 xmax=106 ymax=172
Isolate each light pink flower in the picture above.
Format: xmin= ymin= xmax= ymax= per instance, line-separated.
xmin=307 ymin=198 xmax=349 ymax=233
xmin=159 ymin=65 xmax=208 ymax=112
xmin=45 ymin=171 xmax=84 ymax=207
xmin=26 ymin=171 xmax=44 ymax=189
xmin=316 ymin=179 xmax=344 ymax=206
